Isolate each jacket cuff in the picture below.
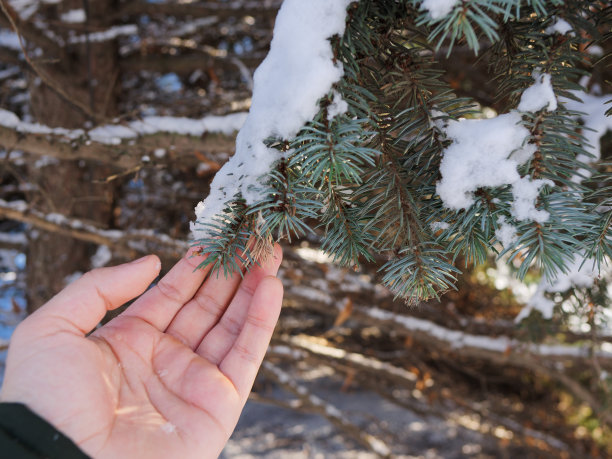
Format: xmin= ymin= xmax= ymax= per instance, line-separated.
xmin=0 ymin=403 xmax=90 ymax=458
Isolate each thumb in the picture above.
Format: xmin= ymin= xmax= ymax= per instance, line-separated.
xmin=29 ymin=255 xmax=161 ymax=336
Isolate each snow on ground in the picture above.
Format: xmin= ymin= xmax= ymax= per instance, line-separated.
xmin=223 ymin=375 xmax=503 ymax=458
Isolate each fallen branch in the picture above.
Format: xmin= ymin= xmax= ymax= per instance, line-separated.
xmin=0 ymin=199 xmax=187 ymax=259
xmin=285 ymin=282 xmax=612 ymax=363
xmin=117 ymin=0 xmax=281 ymax=21
xmin=0 ymin=118 xmax=237 ymax=170
xmin=120 ymin=52 xmax=264 ymax=75
xmin=285 ymin=283 xmax=612 ymax=427
xmin=271 ymin=336 xmax=418 ymax=386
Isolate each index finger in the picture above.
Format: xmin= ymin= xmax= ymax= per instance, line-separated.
xmin=122 ymin=246 xmax=211 ymax=330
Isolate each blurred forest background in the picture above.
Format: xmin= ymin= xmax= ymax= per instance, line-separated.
xmin=0 ymin=0 xmax=611 ymax=457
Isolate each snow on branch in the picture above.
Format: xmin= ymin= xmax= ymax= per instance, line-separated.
xmin=0 ymin=3 xmax=65 ymax=60
xmin=0 ymin=199 xmax=187 ymax=259
xmin=420 ymin=0 xmax=459 ymax=20
xmin=516 ymin=254 xmax=606 ymax=322
xmin=285 ymin=280 xmax=612 ymax=362
xmin=68 ymin=24 xmax=138 ymax=44
xmin=0 ymin=231 xmax=26 ymax=250
xmin=361 ymin=305 xmax=612 ymax=360
xmin=273 ymin=335 xmax=419 ymax=385
xmin=191 ymin=0 xmax=355 ymax=239
xmin=120 ymin=51 xmax=265 ymax=76
xmin=0 ymin=109 xmax=243 ymax=169
xmin=562 ymin=89 xmax=612 ymax=167
xmin=0 ymin=109 xmax=246 ymax=144
xmin=436 ymin=72 xmax=557 ymax=224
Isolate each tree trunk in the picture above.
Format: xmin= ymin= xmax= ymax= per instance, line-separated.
xmin=26 ymin=0 xmax=119 ymax=311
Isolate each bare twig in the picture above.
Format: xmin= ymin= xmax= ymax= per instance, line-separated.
xmin=0 ymin=6 xmax=65 ymax=59
xmin=0 ymin=0 xmax=102 ymax=122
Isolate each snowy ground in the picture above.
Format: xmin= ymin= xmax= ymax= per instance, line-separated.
xmin=223 ymin=380 xmax=504 ymax=459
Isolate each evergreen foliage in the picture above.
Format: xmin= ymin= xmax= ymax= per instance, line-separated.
xmin=192 ymin=0 xmax=612 ymax=309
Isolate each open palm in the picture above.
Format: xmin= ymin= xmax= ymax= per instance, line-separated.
xmin=0 ymin=246 xmax=283 ymax=459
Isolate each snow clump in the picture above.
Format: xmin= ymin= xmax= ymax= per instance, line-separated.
xmin=436 ymin=111 xmax=535 ymax=211
xmin=545 ymin=17 xmax=574 ymax=36
xmin=191 ymin=0 xmax=356 ymax=240
xmin=518 ymin=72 xmax=557 ymax=112
xmin=562 ymin=90 xmax=612 ymax=165
xmin=495 ymin=217 xmax=517 ymax=247
xmin=516 ymin=255 xmax=599 ymax=322
xmin=420 ymin=0 xmax=459 ymax=20
xmin=437 ymin=72 xmax=558 ymax=232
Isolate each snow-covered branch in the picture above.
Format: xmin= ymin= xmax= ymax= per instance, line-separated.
xmin=271 ymin=336 xmax=419 ymax=386
xmin=0 ymin=231 xmax=26 ymax=250
xmin=0 ymin=199 xmax=187 ymax=259
xmin=0 ymin=110 xmax=244 ymax=169
xmin=302 ymin=283 xmax=611 ymax=361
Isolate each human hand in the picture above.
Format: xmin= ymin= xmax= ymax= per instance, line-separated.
xmin=0 ymin=245 xmax=283 ymax=459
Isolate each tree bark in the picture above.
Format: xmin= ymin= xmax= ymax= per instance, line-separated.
xmin=26 ymin=0 xmax=119 ymax=311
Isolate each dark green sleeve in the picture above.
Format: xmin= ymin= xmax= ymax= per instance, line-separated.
xmin=0 ymin=403 xmax=90 ymax=459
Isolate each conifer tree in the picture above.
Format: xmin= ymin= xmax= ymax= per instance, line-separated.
xmin=191 ymin=1 xmax=612 ymax=319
